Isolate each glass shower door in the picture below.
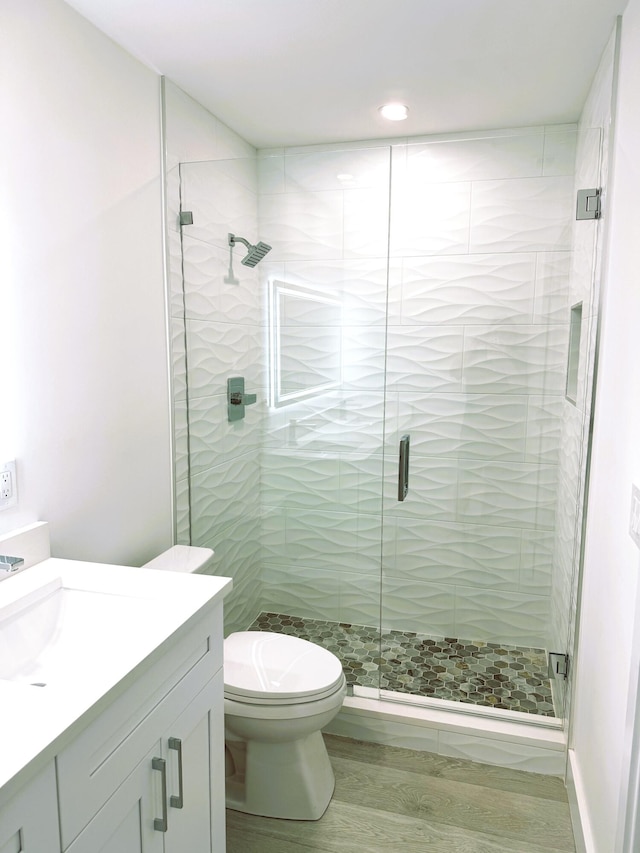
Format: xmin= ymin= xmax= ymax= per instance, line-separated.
xmin=254 ymin=146 xmax=392 ymax=690
xmin=378 ymin=127 xmax=602 ymax=723
xmin=173 ymin=146 xmax=393 ymax=686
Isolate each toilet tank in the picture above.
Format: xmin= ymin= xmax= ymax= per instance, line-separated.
xmin=142 ymin=545 xmax=215 ymax=574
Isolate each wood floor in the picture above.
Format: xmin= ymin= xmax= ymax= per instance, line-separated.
xmin=225 ymin=734 xmax=576 ymax=853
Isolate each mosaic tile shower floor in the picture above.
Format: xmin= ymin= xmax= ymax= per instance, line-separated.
xmin=249 ymin=612 xmax=556 ymax=717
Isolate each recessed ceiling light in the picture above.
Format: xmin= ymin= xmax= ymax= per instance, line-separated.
xmin=379 ymin=103 xmax=409 ymax=121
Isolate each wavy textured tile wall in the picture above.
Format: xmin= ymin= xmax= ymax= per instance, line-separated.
xmin=180 ymin=159 xmax=258 ymax=251
xmin=398 ymin=254 xmax=537 ymax=325
xmin=259 ymin=128 xmax=576 ymax=647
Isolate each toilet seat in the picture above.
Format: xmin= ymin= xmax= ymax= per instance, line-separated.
xmin=224 ymin=631 xmax=344 ymax=705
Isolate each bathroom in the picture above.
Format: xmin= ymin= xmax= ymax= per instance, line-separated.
xmin=2 ymin=0 xmax=640 ymax=850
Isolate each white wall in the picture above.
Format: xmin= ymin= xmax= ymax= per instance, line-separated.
xmin=0 ymin=0 xmax=173 ymax=564
xmin=571 ymin=5 xmax=640 ymax=850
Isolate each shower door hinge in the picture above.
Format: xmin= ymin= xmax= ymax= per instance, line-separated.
xmin=576 ymin=188 xmax=601 ymax=220
xmin=179 ymin=210 xmax=194 ymax=226
xmin=548 ymin=651 xmax=570 ymax=680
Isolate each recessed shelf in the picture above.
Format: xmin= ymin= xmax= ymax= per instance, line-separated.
xmin=565 ymin=302 xmax=583 ymax=405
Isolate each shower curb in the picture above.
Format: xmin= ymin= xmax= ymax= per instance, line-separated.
xmin=326 ymin=693 xmax=566 ymax=776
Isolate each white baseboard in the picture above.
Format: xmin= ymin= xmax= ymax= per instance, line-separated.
xmin=567 ymin=749 xmax=594 ymax=853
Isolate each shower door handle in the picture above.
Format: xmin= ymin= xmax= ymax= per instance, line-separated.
xmin=398 ymin=434 xmax=410 ymax=501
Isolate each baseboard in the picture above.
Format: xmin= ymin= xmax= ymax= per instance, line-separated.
xmin=567 ymin=748 xmax=594 ymax=853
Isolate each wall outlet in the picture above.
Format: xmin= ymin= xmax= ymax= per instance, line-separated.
xmin=0 ymin=460 xmax=17 ymax=511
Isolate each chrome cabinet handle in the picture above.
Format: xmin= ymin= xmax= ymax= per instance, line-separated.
xmin=398 ymin=434 xmax=410 ymax=502
xmin=152 ymin=757 xmax=168 ymax=832
xmin=168 ymin=737 xmax=184 ymax=809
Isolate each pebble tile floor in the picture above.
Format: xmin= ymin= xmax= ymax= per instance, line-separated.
xmin=249 ymin=612 xmax=556 ymax=717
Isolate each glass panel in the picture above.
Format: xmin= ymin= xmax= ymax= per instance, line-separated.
xmin=174 ymin=148 xmax=392 ymax=691
xmin=378 ymin=127 xmax=602 ymax=724
xmin=255 ymin=146 xmax=392 ymax=698
xmin=176 ymin=155 xmax=264 ymax=635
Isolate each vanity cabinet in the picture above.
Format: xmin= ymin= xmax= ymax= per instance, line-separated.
xmin=0 ymin=763 xmax=60 ymax=852
xmin=56 ymin=602 xmax=226 ymax=853
xmin=65 ymin=672 xmax=223 ymax=853
xmin=0 ymin=540 xmax=230 ymax=853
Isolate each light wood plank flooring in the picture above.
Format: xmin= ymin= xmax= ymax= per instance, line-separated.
xmin=226 ymin=734 xmax=576 ymax=853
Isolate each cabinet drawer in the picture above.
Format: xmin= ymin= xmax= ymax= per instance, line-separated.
xmin=56 ymin=603 xmax=223 ymax=849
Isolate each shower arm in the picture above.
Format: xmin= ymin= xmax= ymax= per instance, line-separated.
xmin=228 ymin=233 xmax=251 ymax=250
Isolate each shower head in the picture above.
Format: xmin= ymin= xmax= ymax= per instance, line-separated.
xmin=228 ymin=233 xmax=272 ymax=267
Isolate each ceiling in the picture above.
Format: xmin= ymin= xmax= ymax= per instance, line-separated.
xmin=63 ymin=0 xmax=628 ymax=149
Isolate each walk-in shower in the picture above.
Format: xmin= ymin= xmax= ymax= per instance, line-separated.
xmin=170 ymin=125 xmax=603 ymax=732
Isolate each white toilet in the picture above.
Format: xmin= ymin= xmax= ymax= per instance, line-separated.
xmin=224 ymin=630 xmax=346 ymax=820
xmin=142 ymin=546 xmax=347 ymax=821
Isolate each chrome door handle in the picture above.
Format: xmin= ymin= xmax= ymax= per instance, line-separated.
xmin=168 ymin=737 xmax=184 ymax=809
xmin=398 ymin=434 xmax=410 ymax=502
xmin=152 ymin=757 xmax=168 ymax=832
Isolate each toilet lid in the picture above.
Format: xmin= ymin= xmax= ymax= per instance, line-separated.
xmin=224 ymin=631 xmax=344 ymax=702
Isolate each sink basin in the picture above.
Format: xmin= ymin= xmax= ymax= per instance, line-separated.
xmin=0 ymin=575 xmax=172 ymax=687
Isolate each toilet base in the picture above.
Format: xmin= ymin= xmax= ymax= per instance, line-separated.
xmin=225 ymin=730 xmax=335 ymax=820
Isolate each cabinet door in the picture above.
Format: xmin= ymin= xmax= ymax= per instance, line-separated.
xmin=66 ymin=745 xmax=164 ymax=853
xmin=164 ymin=714 xmax=210 ymax=852
xmin=66 ymin=672 xmax=225 ymax=853
xmin=0 ymin=764 xmax=59 ymax=853
xmin=164 ymin=671 xmax=225 ymax=853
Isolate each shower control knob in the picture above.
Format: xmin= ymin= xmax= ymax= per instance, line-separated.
xmin=227 ymin=377 xmax=257 ymax=421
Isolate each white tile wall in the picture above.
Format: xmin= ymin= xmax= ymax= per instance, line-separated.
xmin=469 ymin=176 xmax=574 ymax=254
xmin=399 ymin=253 xmax=537 ymax=326
xmin=390 ymin=181 xmax=472 ymax=257
xmin=258 ymin=127 xmax=578 ymax=650
xmin=393 ymin=393 xmax=529 ymax=462
xmin=437 ymin=731 xmax=565 ymax=775
xmin=260 ymin=190 xmax=345 ymax=261
xmin=181 ymin=237 xmax=262 ymax=326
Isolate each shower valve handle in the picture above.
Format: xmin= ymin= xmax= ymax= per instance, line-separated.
xmin=229 ymin=391 xmax=257 ymax=406
xmin=227 ymin=377 xmax=257 ymax=421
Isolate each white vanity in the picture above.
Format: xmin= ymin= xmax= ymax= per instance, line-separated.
xmin=0 ymin=523 xmax=231 ymax=853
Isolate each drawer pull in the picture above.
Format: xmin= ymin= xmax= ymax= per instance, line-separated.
xmin=168 ymin=737 xmax=184 ymax=809
xmin=152 ymin=757 xmax=168 ymax=832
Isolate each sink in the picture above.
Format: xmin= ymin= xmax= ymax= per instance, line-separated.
xmin=0 ymin=575 xmax=172 ymax=687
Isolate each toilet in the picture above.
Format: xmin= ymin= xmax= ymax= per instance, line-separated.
xmin=224 ymin=630 xmax=346 ymax=820
xmin=142 ymin=546 xmax=347 ymax=821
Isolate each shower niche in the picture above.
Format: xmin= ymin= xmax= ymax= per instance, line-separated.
xmin=169 ymin=126 xmax=603 ymax=727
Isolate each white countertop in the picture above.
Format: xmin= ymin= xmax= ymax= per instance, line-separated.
xmin=0 ymin=555 xmax=231 ymax=802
